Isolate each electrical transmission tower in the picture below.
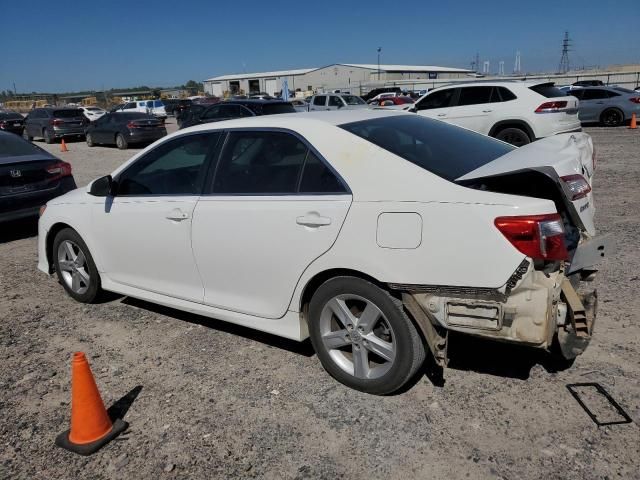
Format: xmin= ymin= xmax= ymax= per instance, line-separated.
xmin=499 ymin=61 xmax=505 ymax=76
xmin=514 ymin=51 xmax=521 ymax=74
xmin=558 ymin=31 xmax=571 ymax=73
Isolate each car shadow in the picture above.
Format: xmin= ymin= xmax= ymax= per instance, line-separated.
xmin=0 ymin=218 xmax=38 ymax=243
xmin=121 ymin=297 xmax=316 ymax=358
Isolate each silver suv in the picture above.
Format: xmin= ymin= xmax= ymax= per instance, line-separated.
xmin=308 ymin=94 xmax=369 ymax=111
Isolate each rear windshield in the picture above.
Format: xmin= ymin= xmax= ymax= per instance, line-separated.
xmin=340 ymin=115 xmax=514 ymax=182
xmin=529 ymin=83 xmax=565 ymax=98
xmin=0 ymin=112 xmax=23 ymax=120
xmin=114 ymin=113 xmax=153 ymax=120
xmin=53 ymin=109 xmax=83 ymax=118
xmin=341 ymin=95 xmax=366 ymax=105
xmin=0 ymin=133 xmax=43 ymax=157
xmin=86 ymin=107 xmax=102 ymax=111
xmin=261 ymin=103 xmax=296 ymax=115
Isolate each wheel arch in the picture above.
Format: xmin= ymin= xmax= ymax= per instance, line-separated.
xmin=45 ymin=222 xmax=103 ymax=275
xmin=488 ymin=120 xmax=536 ymax=141
xmin=599 ymin=106 xmax=625 ymax=123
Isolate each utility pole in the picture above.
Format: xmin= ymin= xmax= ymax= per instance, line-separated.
xmin=514 ymin=51 xmax=521 ymax=74
xmin=558 ymin=31 xmax=571 ymax=74
xmin=499 ymin=61 xmax=505 ymax=76
xmin=377 ymin=47 xmax=382 ymax=80
xmin=13 ymin=82 xmax=17 ymax=94
xmin=475 ymin=52 xmax=480 ymax=73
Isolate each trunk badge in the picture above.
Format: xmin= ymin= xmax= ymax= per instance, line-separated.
xmin=9 ymin=169 xmax=22 ymax=178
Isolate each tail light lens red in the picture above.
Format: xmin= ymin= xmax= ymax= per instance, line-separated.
xmin=49 ymin=119 xmax=64 ymax=126
xmin=127 ymin=121 xmax=140 ymax=129
xmin=561 ymin=174 xmax=592 ymax=200
xmin=629 ymin=97 xmax=640 ymax=104
xmin=0 ymin=121 xmax=6 ymax=129
xmin=535 ymin=101 xmax=568 ymax=113
xmin=46 ymin=161 xmax=73 ymax=179
xmin=494 ymin=214 xmax=568 ymax=261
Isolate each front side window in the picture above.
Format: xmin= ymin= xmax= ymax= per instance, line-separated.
xmin=341 ymin=95 xmax=366 ymax=105
xmin=123 ymin=103 xmax=136 ymax=110
xmin=415 ymin=89 xmax=455 ymax=110
xmin=202 ymin=106 xmax=222 ymax=120
xmin=583 ymin=89 xmax=609 ymax=100
xmin=117 ymin=133 xmax=220 ymax=196
xmin=328 ymin=96 xmax=343 ymax=107
xmin=313 ymin=96 xmax=327 ymax=106
xmin=456 ymin=87 xmax=493 ymax=106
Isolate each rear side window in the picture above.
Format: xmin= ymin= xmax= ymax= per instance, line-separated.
xmin=53 ymin=110 xmax=83 ymax=118
xmin=153 ymin=100 xmax=164 ymax=107
xmin=313 ymin=96 xmax=326 ymax=106
xmin=261 ymin=103 xmax=296 ymax=115
xmin=299 ymin=151 xmax=345 ymax=193
xmin=340 ymin=115 xmax=514 ymax=182
xmin=494 ymin=87 xmax=517 ymax=102
xmin=456 ymin=87 xmax=493 ymax=106
xmin=582 ymin=89 xmax=611 ymax=100
xmin=0 ymin=134 xmax=42 ymax=157
xmin=415 ymin=89 xmax=455 ymax=110
xmin=529 ymin=83 xmax=565 ymax=98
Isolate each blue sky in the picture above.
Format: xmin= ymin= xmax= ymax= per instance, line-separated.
xmin=2 ymin=0 xmax=638 ymax=93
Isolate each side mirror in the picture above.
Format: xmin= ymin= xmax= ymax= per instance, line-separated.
xmin=88 ymin=175 xmax=114 ymax=197
xmin=408 ymin=107 xmax=417 ymax=113
xmin=337 ymin=103 xmax=344 ymax=109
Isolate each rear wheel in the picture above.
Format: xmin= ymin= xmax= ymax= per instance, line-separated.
xmin=24 ymin=130 xmax=33 ymax=141
xmin=495 ymin=127 xmax=531 ymax=147
xmin=86 ymin=133 xmax=95 ymax=147
xmin=116 ymin=133 xmax=128 ymax=150
xmin=53 ymin=228 xmax=102 ymax=303
xmin=600 ymin=108 xmax=623 ymax=127
xmin=43 ymin=129 xmax=53 ymax=144
xmin=308 ymin=276 xmax=425 ymax=395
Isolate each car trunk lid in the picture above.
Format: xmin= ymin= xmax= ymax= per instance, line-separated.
xmin=0 ymin=156 xmax=64 ymax=196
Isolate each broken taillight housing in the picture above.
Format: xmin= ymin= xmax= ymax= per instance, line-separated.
xmin=494 ymin=214 xmax=568 ymax=261
xmin=561 ymin=174 xmax=592 ymax=200
xmin=46 ymin=161 xmax=73 ymax=179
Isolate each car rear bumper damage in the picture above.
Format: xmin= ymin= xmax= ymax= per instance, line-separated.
xmin=396 ymin=234 xmax=611 ymax=364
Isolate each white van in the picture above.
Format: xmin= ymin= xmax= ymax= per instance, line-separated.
xmin=119 ymin=100 xmax=167 ymax=119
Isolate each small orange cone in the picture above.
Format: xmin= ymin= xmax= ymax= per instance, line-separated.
xmin=629 ymin=113 xmax=637 ymax=130
xmin=55 ymin=352 xmax=128 ymax=455
xmin=60 ymin=138 xmax=69 ymax=152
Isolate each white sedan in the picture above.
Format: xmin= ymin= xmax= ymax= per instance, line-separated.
xmin=37 ymin=111 xmax=608 ymax=394
xmin=79 ymin=106 xmax=107 ymax=122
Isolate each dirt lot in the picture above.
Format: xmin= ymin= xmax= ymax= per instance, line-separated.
xmin=1 ymin=124 xmax=639 ymax=479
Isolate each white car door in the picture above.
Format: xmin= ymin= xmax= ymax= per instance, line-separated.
xmin=444 ymin=86 xmax=495 ymax=134
xmin=309 ymin=95 xmax=327 ymax=111
xmin=191 ymin=130 xmax=352 ymax=319
xmin=91 ymin=132 xmax=222 ymax=301
xmin=414 ymin=88 xmax=456 ymax=122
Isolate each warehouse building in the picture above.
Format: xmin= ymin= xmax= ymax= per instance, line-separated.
xmin=203 ymin=64 xmax=471 ymax=97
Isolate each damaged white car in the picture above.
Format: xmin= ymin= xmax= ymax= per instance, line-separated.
xmin=37 ymin=110 xmax=610 ymax=394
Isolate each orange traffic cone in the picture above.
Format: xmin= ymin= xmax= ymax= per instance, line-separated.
xmin=60 ymin=138 xmax=69 ymax=152
xmin=629 ymin=113 xmax=637 ymax=130
xmin=55 ymin=352 xmax=128 ymax=455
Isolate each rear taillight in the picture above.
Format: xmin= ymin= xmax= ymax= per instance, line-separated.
xmin=629 ymin=97 xmax=640 ymax=104
xmin=561 ymin=174 xmax=591 ymax=200
xmin=494 ymin=214 xmax=568 ymax=261
xmin=46 ymin=161 xmax=73 ymax=179
xmin=49 ymin=119 xmax=64 ymax=126
xmin=0 ymin=121 xmax=6 ymax=129
xmin=535 ymin=101 xmax=568 ymax=113
xmin=126 ymin=121 xmax=140 ymax=129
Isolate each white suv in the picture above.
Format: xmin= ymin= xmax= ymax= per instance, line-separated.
xmin=410 ymin=81 xmax=581 ymax=146
xmin=118 ymin=100 xmax=167 ymax=120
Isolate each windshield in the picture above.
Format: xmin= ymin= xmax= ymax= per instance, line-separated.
xmin=340 ymin=115 xmax=514 ymax=182
xmin=53 ymin=109 xmax=83 ymax=118
xmin=261 ymin=103 xmax=296 ymax=115
xmin=0 ymin=133 xmax=43 ymax=157
xmin=341 ymin=95 xmax=365 ymax=105
xmin=87 ymin=107 xmax=102 ymax=111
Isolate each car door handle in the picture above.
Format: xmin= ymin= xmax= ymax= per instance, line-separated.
xmin=166 ymin=208 xmax=189 ymax=221
xmin=482 ymin=109 xmax=493 ymax=113
xmin=437 ymin=113 xmax=447 ymax=117
xmin=296 ymin=214 xmax=331 ymax=227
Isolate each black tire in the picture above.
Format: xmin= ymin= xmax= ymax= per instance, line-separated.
xmin=43 ymin=128 xmax=54 ymax=144
xmin=494 ymin=127 xmax=531 ymax=147
xmin=115 ymin=133 xmax=128 ymax=150
xmin=600 ymin=108 xmax=623 ymax=127
xmin=24 ymin=130 xmax=33 ymax=141
xmin=308 ymin=276 xmax=426 ymax=395
xmin=86 ymin=133 xmax=95 ymax=147
xmin=52 ymin=228 xmax=102 ymax=303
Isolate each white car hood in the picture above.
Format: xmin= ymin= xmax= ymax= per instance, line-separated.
xmin=458 ymin=132 xmax=596 ymax=236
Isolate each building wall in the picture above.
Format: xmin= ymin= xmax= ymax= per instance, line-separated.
xmin=301 ymin=65 xmax=372 ymax=93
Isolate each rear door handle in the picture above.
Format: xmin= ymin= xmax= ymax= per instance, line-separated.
xmin=437 ymin=113 xmax=447 ymax=117
xmin=166 ymin=208 xmax=189 ymax=221
xmin=482 ymin=109 xmax=493 ymax=113
xmin=296 ymin=214 xmax=331 ymax=227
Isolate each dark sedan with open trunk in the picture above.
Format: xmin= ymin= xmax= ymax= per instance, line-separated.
xmin=0 ymin=131 xmax=76 ymax=223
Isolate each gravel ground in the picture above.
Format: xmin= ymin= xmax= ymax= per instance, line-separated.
xmin=1 ymin=125 xmax=639 ymax=479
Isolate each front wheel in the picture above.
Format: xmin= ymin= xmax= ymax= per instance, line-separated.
xmin=308 ymin=277 xmax=426 ymax=395
xmin=86 ymin=133 xmax=95 ymax=147
xmin=600 ymin=108 xmax=623 ymax=127
xmin=44 ymin=129 xmax=53 ymax=144
xmin=53 ymin=228 xmax=102 ymax=303
xmin=115 ymin=133 xmax=128 ymax=150
xmin=494 ymin=127 xmax=531 ymax=147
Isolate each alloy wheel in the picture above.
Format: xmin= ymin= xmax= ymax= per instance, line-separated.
xmin=602 ymin=110 xmax=622 ymax=127
xmin=57 ymin=240 xmax=91 ymax=295
xmin=319 ymin=294 xmax=396 ymax=380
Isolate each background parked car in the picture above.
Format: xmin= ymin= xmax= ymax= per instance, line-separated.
xmin=0 ymin=110 xmax=25 ymax=136
xmin=176 ymin=103 xmax=209 ymax=129
xmin=361 ymin=87 xmax=401 ymax=102
xmin=79 ymin=106 xmax=107 ymax=122
xmin=572 ymin=80 xmax=605 ymax=87
xmin=0 ymin=130 xmax=76 ymax=223
xmin=290 ymin=99 xmax=309 ymax=112
xmin=180 ymin=99 xmax=296 ymax=129
xmin=24 ymin=107 xmax=88 ymax=144
xmin=163 ymin=99 xmax=193 ymax=116
xmin=117 ymin=100 xmax=167 ymax=120
xmin=308 ymin=94 xmax=369 ymax=111
xmin=567 ymin=86 xmax=640 ymax=126
xmin=370 ymin=96 xmax=415 ymax=109
xmin=85 ymin=112 xmax=167 ymax=150
xmin=410 ymin=81 xmax=581 ymax=146
xmin=109 ymin=103 xmax=124 ymax=113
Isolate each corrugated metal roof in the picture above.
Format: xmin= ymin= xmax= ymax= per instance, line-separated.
xmin=339 ymin=64 xmax=471 ymax=73
xmin=205 ymin=68 xmax=317 ymax=82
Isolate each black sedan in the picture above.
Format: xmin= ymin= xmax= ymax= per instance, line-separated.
xmin=85 ymin=113 xmax=167 ymax=150
xmin=179 ymin=99 xmax=295 ymax=129
xmin=0 ymin=131 xmax=76 ymax=223
xmin=0 ymin=111 xmax=25 ymax=136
